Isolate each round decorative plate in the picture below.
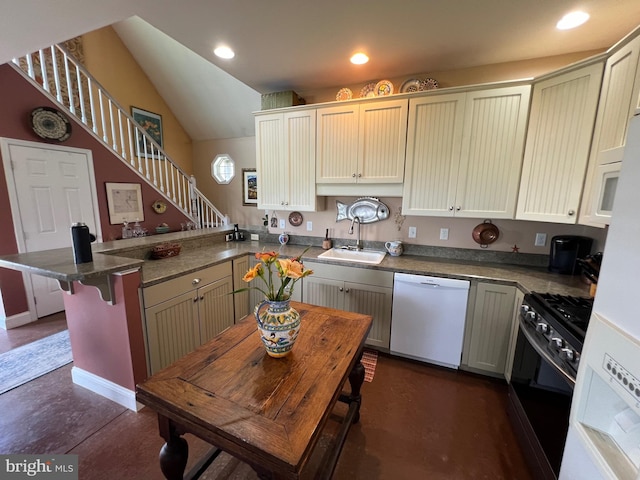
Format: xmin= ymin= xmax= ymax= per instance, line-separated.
xmin=375 ymin=80 xmax=394 ymax=96
xmin=288 ymin=211 xmax=303 ymax=227
xmin=336 ymin=88 xmax=353 ymax=101
xmin=420 ymin=78 xmax=439 ymax=90
xmin=359 ymin=83 xmax=377 ymax=98
xmin=30 ymin=107 xmax=72 ymax=142
xmin=400 ymin=78 xmax=421 ymax=93
xmin=152 ymin=200 xmax=167 ymax=214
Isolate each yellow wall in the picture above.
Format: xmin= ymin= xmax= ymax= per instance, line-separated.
xmin=82 ymin=26 xmax=193 ymax=174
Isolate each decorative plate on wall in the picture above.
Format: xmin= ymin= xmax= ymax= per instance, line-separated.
xmin=375 ymin=80 xmax=394 ymax=96
xmin=288 ymin=211 xmax=303 ymax=227
xmin=336 ymin=88 xmax=353 ymax=101
xmin=30 ymin=107 xmax=72 ymax=142
xmin=152 ymin=200 xmax=167 ymax=214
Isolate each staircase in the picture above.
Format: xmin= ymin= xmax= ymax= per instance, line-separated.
xmin=10 ymin=43 xmax=225 ymax=229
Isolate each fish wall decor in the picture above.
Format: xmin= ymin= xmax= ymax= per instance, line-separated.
xmin=336 ymin=197 xmax=390 ymax=224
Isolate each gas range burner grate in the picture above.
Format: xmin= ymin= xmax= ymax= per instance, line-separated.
xmin=531 ymin=292 xmax=593 ymax=338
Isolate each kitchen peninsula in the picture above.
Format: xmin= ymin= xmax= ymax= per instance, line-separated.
xmin=0 ymin=228 xmax=590 ymax=411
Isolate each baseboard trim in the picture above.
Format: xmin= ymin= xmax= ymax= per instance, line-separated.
xmin=71 ymin=366 xmax=144 ymax=412
xmin=1 ymin=311 xmax=34 ymax=330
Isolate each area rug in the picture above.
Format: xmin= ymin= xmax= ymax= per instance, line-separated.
xmin=0 ymin=330 xmax=72 ymax=394
xmin=362 ymin=349 xmax=378 ymax=383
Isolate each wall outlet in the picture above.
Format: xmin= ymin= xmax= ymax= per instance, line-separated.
xmin=279 ymin=219 xmax=285 ymax=229
xmin=535 ymin=233 xmax=547 ymax=247
xmin=250 ymin=233 xmax=259 ymax=241
xmin=440 ymin=228 xmax=449 ymax=240
xmin=306 ymin=221 xmax=313 ymax=231
xmin=408 ymin=226 xmax=417 ymax=238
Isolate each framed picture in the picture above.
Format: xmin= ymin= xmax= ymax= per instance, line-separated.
xmin=105 ymin=182 xmax=144 ymax=224
xmin=131 ymin=106 xmax=163 ymax=159
xmin=242 ymin=168 xmax=258 ymax=206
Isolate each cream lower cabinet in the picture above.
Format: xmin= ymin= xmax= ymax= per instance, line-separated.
xmin=233 ymin=256 xmax=250 ymax=322
xmin=516 ymin=61 xmax=604 ymax=223
xmin=403 ymin=85 xmax=530 ymax=218
xmin=461 ymin=282 xmax=516 ymax=378
xmin=302 ymin=263 xmax=392 ymax=349
xmin=255 ymin=109 xmax=318 ymax=211
xmin=505 ymin=289 xmax=525 ymax=383
xmin=142 ymin=262 xmax=234 ymax=374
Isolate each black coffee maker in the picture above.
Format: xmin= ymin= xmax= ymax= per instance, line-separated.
xmin=548 ymin=235 xmax=593 ymax=274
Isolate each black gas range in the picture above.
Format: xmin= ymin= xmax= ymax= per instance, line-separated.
xmin=520 ymin=292 xmax=593 ymax=382
xmin=508 ymin=292 xmax=594 ymax=479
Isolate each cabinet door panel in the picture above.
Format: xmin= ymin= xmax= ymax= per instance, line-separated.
xmin=233 ymin=256 xmax=250 ymax=322
xmin=316 ymin=105 xmax=359 ymax=183
xmin=517 ymin=63 xmax=603 ymax=223
xmin=302 ymin=276 xmax=344 ymax=309
xmin=145 ymin=292 xmax=199 ymax=374
xmin=466 ymin=283 xmax=515 ymax=375
xmin=199 ymin=277 xmax=234 ymax=344
xmin=344 ymin=282 xmax=392 ymax=349
xmin=358 ymin=99 xmax=408 ymax=183
xmin=285 ymin=111 xmax=316 ymax=210
xmin=458 ymin=86 xmax=530 ymax=218
xmin=402 ymin=94 xmax=465 ymax=216
xmin=256 ymin=114 xmax=285 ymax=209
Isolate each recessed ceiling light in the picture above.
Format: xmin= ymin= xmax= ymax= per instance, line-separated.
xmin=350 ymin=53 xmax=369 ymax=65
xmin=214 ymin=46 xmax=235 ymax=59
xmin=556 ymin=11 xmax=590 ymax=30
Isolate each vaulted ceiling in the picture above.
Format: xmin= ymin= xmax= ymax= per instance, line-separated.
xmin=2 ymin=0 xmax=640 ymax=140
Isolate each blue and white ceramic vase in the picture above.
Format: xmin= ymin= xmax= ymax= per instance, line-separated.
xmin=254 ymin=299 xmax=300 ymax=358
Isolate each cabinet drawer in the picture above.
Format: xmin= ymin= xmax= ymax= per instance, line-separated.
xmin=306 ymin=261 xmax=393 ymax=287
xmin=142 ymin=262 xmax=232 ymax=307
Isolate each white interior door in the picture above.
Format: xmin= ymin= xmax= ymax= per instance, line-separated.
xmin=2 ymin=139 xmax=100 ymax=319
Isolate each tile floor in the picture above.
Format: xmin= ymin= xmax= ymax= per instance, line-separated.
xmin=0 ymin=314 xmax=534 ymax=479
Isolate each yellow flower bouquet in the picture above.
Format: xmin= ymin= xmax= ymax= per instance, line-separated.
xmin=240 ymin=248 xmax=313 ymax=301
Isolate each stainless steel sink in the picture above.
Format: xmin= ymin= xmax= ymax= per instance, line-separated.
xmin=317 ymin=248 xmax=386 ymax=265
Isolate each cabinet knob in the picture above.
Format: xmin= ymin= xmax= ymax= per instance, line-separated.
xmin=352 ymin=173 xmax=356 ymax=178
xmin=449 ymin=206 xmax=454 ymax=211
xmin=200 ymin=295 xmax=204 ymax=301
xmin=568 ymin=210 xmax=575 ymax=216
xmin=345 ymin=288 xmax=350 ymax=293
xmin=339 ymin=287 xmax=344 ymax=292
xmin=192 ymin=278 xmax=201 ymax=285
xmin=456 ymin=206 xmax=461 ymax=211
xmin=193 ymin=296 xmax=198 ymax=303
xmin=357 ymin=173 xmax=362 ymax=178
xmin=281 ymin=201 xmax=285 ymax=205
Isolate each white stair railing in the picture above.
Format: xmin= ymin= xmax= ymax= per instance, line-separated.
xmin=11 ymin=44 xmax=225 ymax=229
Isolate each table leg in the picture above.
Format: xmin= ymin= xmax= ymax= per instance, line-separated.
xmin=348 ymin=351 xmax=365 ymax=423
xmin=158 ymin=416 xmax=189 ymax=480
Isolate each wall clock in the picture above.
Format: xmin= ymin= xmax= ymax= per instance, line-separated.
xmin=30 ymin=106 xmax=72 ymax=142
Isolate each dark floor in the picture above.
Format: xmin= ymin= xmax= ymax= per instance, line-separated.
xmin=0 ymin=315 xmax=534 ymax=480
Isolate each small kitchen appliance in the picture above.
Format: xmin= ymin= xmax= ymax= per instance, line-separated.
xmin=548 ymin=235 xmax=593 ymax=274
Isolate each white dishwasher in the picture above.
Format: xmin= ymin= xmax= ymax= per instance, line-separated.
xmin=390 ymin=273 xmax=470 ymax=369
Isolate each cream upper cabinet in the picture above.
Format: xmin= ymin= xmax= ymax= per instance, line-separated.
xmin=516 ymin=62 xmax=604 ymax=224
xmin=255 ymin=110 xmax=318 ymax=211
xmin=316 ymin=99 xmax=408 ymax=187
xmin=402 ymin=85 xmax=530 ymax=218
xmin=579 ymin=34 xmax=640 ymax=226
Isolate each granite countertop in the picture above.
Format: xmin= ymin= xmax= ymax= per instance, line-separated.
xmin=0 ymin=229 xmax=591 ymax=297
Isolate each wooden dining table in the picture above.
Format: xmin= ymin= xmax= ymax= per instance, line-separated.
xmin=136 ymin=301 xmax=373 ymax=480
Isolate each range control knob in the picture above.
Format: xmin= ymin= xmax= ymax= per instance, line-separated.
xmin=550 ymin=337 xmax=564 ymax=350
xmin=525 ymin=311 xmax=537 ymax=322
xmin=520 ymin=305 xmax=530 ymax=315
xmin=535 ymin=321 xmax=548 ymax=333
xmin=560 ymin=348 xmax=575 ymax=362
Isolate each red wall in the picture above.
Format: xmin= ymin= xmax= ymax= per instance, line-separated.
xmin=0 ymin=64 xmax=191 ymax=317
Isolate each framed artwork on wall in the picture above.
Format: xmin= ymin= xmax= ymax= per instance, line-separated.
xmin=242 ymin=169 xmax=258 ymax=206
xmin=105 ymin=182 xmax=144 ymax=224
xmin=131 ymin=106 xmax=163 ymax=159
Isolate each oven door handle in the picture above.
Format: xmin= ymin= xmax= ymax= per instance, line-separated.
xmin=518 ymin=316 xmax=576 ymax=387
